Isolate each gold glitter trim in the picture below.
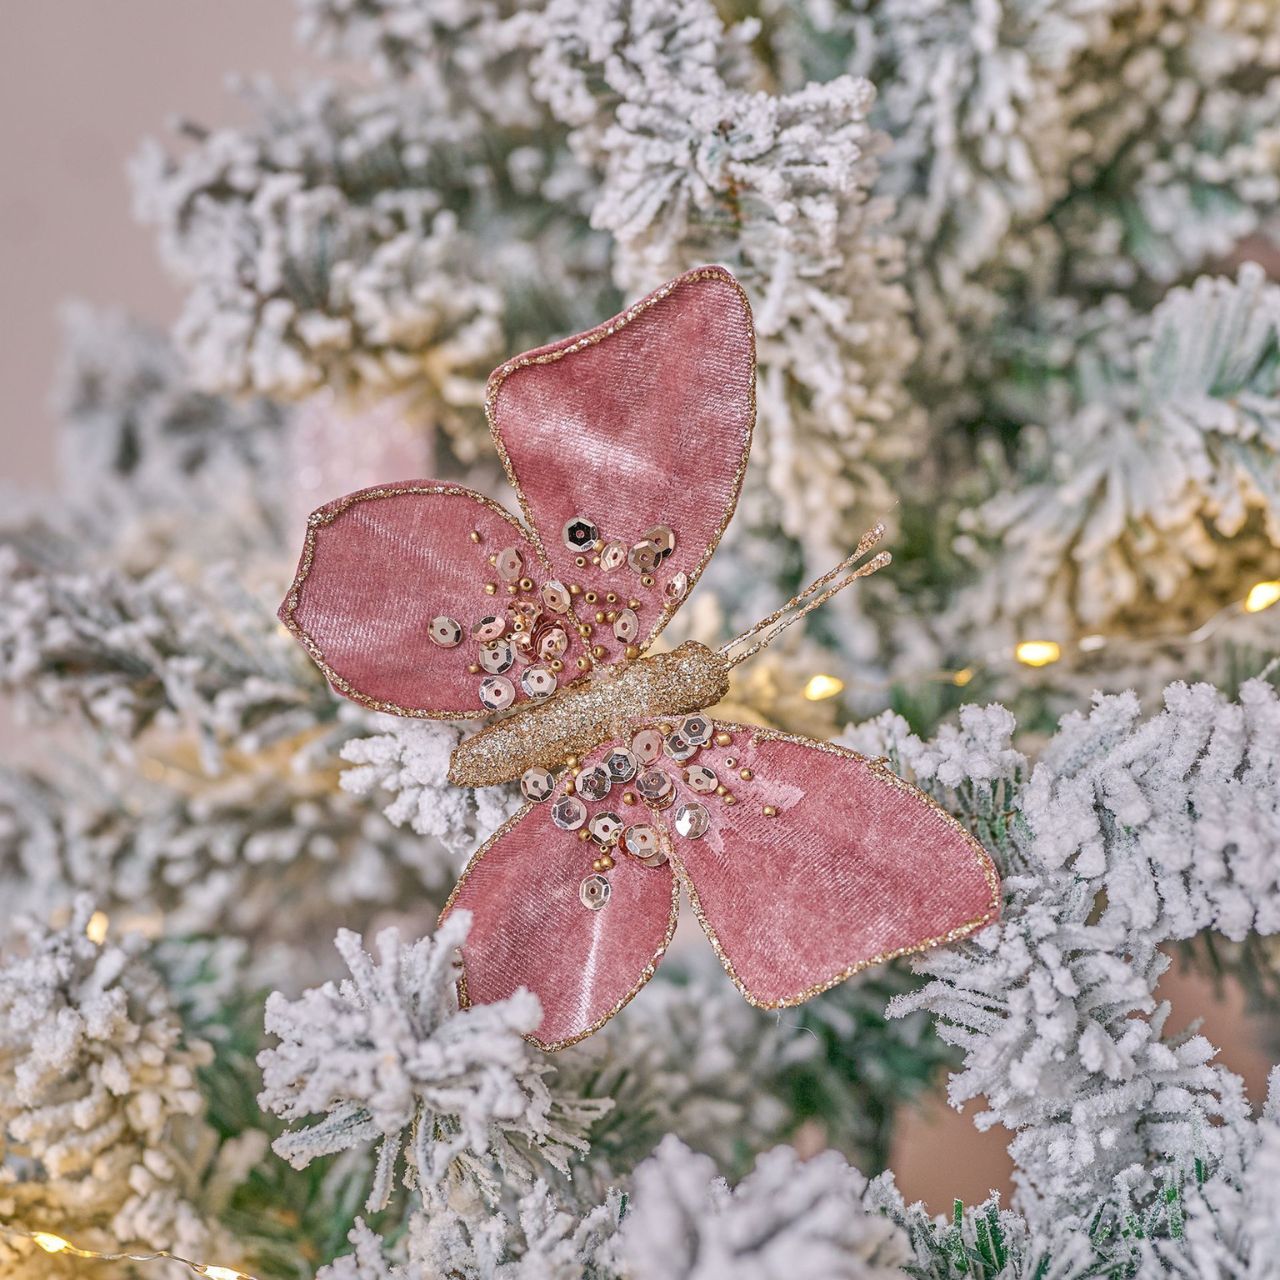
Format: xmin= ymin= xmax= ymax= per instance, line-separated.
xmin=668 ymin=722 xmax=1004 ymax=1010
xmin=280 ymin=483 xmax=547 ymax=720
xmin=440 ymin=804 xmax=682 ymax=1053
xmin=485 ymin=266 xmax=757 ymax=659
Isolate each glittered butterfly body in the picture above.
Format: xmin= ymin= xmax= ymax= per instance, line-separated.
xmin=280 ymin=266 xmax=1001 ymax=1050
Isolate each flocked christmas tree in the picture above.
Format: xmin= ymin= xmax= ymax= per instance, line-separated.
xmin=2 ymin=0 xmax=1280 ymax=1276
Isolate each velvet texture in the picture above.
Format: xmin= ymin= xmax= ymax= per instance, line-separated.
xmin=489 ymin=266 xmax=754 ymax=659
xmin=282 ymin=483 xmax=578 ymax=715
xmin=670 ymin=731 xmax=1001 ymax=1006
xmin=443 ymin=801 xmax=678 ymax=1049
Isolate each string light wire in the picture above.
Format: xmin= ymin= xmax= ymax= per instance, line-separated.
xmin=0 ymin=1223 xmax=258 ymax=1280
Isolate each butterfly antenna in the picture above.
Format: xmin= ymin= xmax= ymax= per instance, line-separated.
xmin=718 ymin=523 xmax=891 ymax=670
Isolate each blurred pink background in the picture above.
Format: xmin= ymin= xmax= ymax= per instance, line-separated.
xmin=0 ymin=1 xmax=1272 ymax=1219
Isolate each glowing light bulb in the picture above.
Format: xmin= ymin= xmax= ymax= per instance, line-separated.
xmin=803 ymin=674 xmax=845 ymax=701
xmin=1015 ymin=640 xmax=1061 ymax=668
xmin=86 ymin=911 xmax=109 ymax=944
xmin=199 ymin=1267 xmax=247 ymax=1280
xmin=1244 ymin=580 xmax=1280 ymax=614
xmin=32 ymin=1233 xmax=70 ymax=1254
xmin=952 ymin=667 xmax=975 ymax=687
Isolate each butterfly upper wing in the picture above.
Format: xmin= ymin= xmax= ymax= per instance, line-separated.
xmin=280 ymin=481 xmax=581 ymax=718
xmin=440 ymin=745 xmax=680 ymax=1049
xmin=662 ymin=722 xmax=1001 ymax=1007
xmin=487 ymin=265 xmax=755 ymax=662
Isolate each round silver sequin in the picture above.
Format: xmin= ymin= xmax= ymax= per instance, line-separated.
xmin=520 ymin=767 xmax=555 ymax=803
xmin=472 ymin=615 xmax=507 ymax=642
xmin=563 ymin=516 xmax=598 ymax=551
xmin=664 ymin=572 xmax=689 ymax=604
xmin=576 ymin=764 xmax=612 ymax=802
xmin=539 ymin=627 xmax=569 ymax=660
xmin=613 ymin=608 xmax=640 ymax=643
xmin=520 ymin=665 xmax=557 ymax=699
xmin=580 ymin=874 xmax=611 ymax=910
xmin=631 ymin=728 xmax=664 ymax=764
xmin=429 ymin=615 xmax=463 ymax=647
xmin=674 ymin=802 xmax=710 ymax=839
xmin=479 ymin=639 xmax=515 ymax=674
xmin=680 ymin=715 xmax=712 ymax=746
xmin=588 ymin=811 xmax=624 ymax=845
xmin=600 ymin=541 xmax=627 ymax=572
xmin=637 ymin=768 xmax=674 ymax=806
xmin=511 ymin=631 xmax=536 ymax=663
xmin=663 ymin=731 xmax=697 ymax=762
xmin=496 ymin=546 xmax=524 ymax=582
xmin=478 ymin=675 xmax=515 ymax=711
xmin=604 ymin=748 xmax=638 ymax=783
xmin=684 ymin=764 xmax=719 ymax=794
xmin=628 ymin=539 xmax=662 ymax=574
xmin=541 ymin=580 xmax=571 ymax=614
xmin=644 ymin=525 xmax=676 ymax=561
xmin=623 ymin=823 xmax=668 ymax=866
xmin=552 ymin=795 xmax=587 ymax=830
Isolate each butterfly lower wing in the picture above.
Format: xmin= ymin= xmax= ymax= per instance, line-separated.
xmin=487 ymin=266 xmax=755 ymax=661
xmin=280 ymin=481 xmax=581 ymax=717
xmin=441 ymin=775 xmax=680 ymax=1050
xmin=666 ymin=722 xmax=1001 ymax=1007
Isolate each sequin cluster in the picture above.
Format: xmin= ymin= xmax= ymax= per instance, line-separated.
xmin=426 ymin=530 xmax=581 ymax=710
xmin=559 ymin=513 xmax=689 ymax=654
xmin=519 ymin=719 xmax=768 ymax=911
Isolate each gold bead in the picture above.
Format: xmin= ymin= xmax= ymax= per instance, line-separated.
xmin=488 ymin=553 xmax=497 ymax=565
xmin=628 ymin=598 xmax=640 ymax=609
xmin=569 ymin=584 xmax=582 ymax=595
xmin=468 ymin=663 xmax=480 ymax=674
xmin=715 ymin=731 xmax=733 ymax=747
xmin=579 ymin=829 xmax=592 ymax=842
xmin=592 ymin=856 xmax=604 ymax=871
xmin=564 ymin=779 xmax=575 ymax=794
xmin=739 ymin=768 xmax=753 ymax=781
xmin=624 ymin=644 xmax=640 ymax=660
xmin=606 ymin=610 xmax=617 ymax=622
xmin=484 ymin=583 xmax=498 ymax=595
xmin=591 ymin=556 xmax=601 ymax=565
xmin=723 ymin=794 xmax=737 ymax=806
xmin=598 ymin=854 xmax=614 ymax=870
xmin=578 ymin=624 xmax=592 ymax=637
xmin=549 ymin=659 xmax=564 ymax=672
xmin=715 ymin=784 xmax=728 ymax=796
xmin=507 ymin=583 xmax=519 ymax=595
xmin=575 ymin=555 xmax=586 ymax=568
xmin=591 ymin=645 xmax=606 ymax=659
xmin=592 ymin=539 xmax=604 ymax=551
xmin=519 ymin=576 xmax=534 ymax=591
xmin=595 ymin=611 xmax=606 ymax=623
xmin=585 ymin=590 xmax=598 ymax=603
xmin=469 ymin=530 xmax=482 ymax=543
xmin=576 ymin=656 xmax=591 ymax=670
xmin=606 ymin=592 xmax=617 ymax=603
xmin=763 ymin=805 xmax=778 ymax=818
xmin=565 ymin=756 xmax=578 ymax=767
xmin=623 ymin=791 xmax=636 ymax=805
xmin=641 ymin=574 xmax=654 ymax=587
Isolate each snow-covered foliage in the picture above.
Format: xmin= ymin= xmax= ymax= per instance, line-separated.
xmin=0 ymin=901 xmax=222 ymax=1275
xmin=258 ymin=914 xmax=609 ymax=1211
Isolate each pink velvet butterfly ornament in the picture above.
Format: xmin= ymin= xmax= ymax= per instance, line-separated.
xmin=279 ymin=265 xmax=1001 ymax=1050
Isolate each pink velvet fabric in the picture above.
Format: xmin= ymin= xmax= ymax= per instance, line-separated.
xmin=443 ymin=802 xmax=677 ymax=1049
xmin=671 ymin=730 xmax=1001 ymax=1006
xmin=282 ymin=482 xmax=577 ymax=715
xmin=490 ymin=266 xmax=754 ymax=658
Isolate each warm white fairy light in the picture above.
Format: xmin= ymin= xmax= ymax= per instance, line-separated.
xmin=1245 ymin=580 xmax=1280 ymax=613
xmin=7 ymin=1224 xmax=256 ymax=1280
xmin=1014 ymin=640 xmax=1062 ymax=668
xmin=803 ymin=673 xmax=846 ymax=700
